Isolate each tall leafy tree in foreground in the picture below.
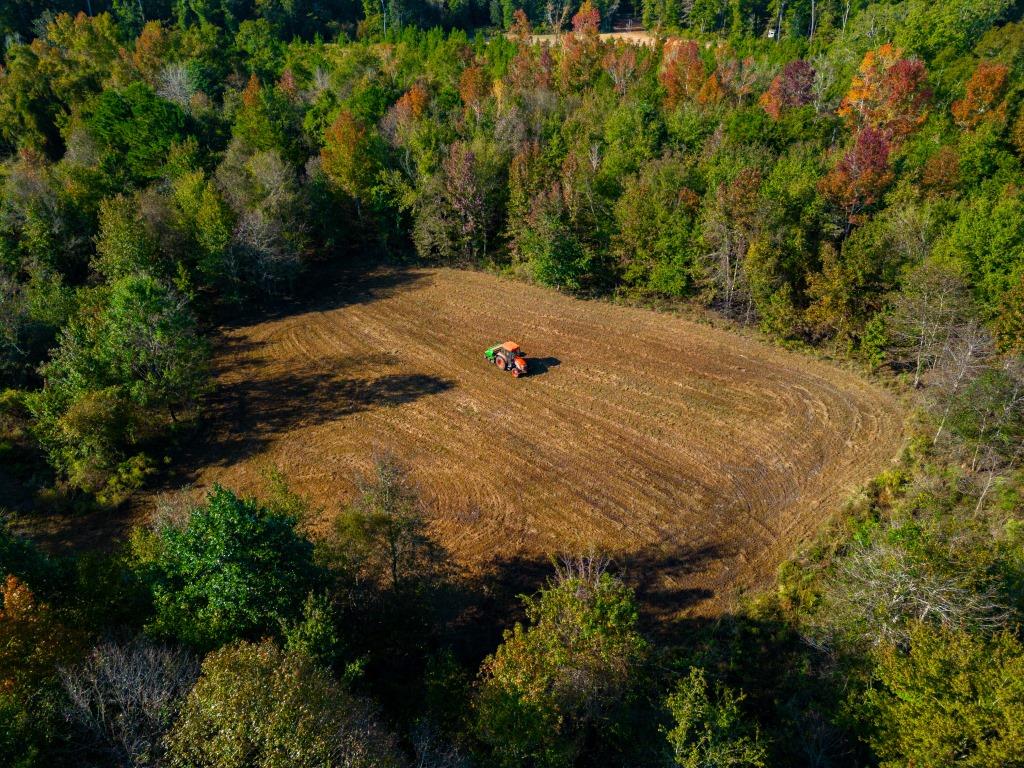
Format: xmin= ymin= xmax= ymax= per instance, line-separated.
xmin=140 ymin=486 xmax=321 ymax=650
xmin=868 ymin=623 xmax=1024 ymax=767
xmin=27 ymin=275 xmax=208 ymax=500
xmin=165 ymin=640 xmax=404 ymax=768
xmin=475 ymin=557 xmax=648 ymax=766
xmin=665 ymin=667 xmax=767 ymax=768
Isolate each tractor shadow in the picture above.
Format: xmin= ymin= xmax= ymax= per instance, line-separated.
xmin=526 ymin=356 xmax=561 ymax=376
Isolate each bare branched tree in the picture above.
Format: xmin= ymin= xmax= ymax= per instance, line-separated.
xmin=313 ymin=66 xmax=330 ymax=94
xmin=555 ymin=550 xmax=611 ymax=590
xmin=544 ymin=0 xmax=574 ymax=34
xmin=411 ymin=721 xmax=472 ymax=768
xmin=61 ymin=638 xmax=199 ymax=768
xmin=156 ymin=64 xmax=194 ymax=109
xmin=699 ymin=168 xmax=765 ymax=322
xmin=809 ymin=57 xmax=839 ymax=113
xmin=232 ymin=208 xmax=300 ymax=292
xmin=813 ymin=540 xmax=1010 ymax=650
xmin=929 ymin=319 xmax=994 ymax=444
xmin=63 ymin=128 xmax=102 ymax=167
xmin=886 ymin=260 xmax=974 ymax=388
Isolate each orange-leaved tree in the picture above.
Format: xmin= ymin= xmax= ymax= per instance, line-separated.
xmin=320 ymin=109 xmax=382 ymax=214
xmin=510 ymin=8 xmax=532 ymax=41
xmin=660 ymin=39 xmax=704 ymax=109
xmin=1 ymin=575 xmax=82 ymax=696
xmin=952 ymin=60 xmax=1010 ymax=129
xmin=838 ymin=43 xmax=930 ymax=143
xmin=459 ymin=64 xmax=489 ymax=121
xmin=395 ymin=83 xmax=429 ymax=125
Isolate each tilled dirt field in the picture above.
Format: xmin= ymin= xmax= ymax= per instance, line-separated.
xmin=172 ymin=267 xmax=904 ymax=616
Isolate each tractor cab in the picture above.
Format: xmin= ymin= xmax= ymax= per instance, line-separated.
xmin=485 ymin=341 xmax=529 ymax=377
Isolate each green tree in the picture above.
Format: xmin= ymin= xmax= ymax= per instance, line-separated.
xmin=143 ymin=486 xmax=321 ymax=650
xmin=511 ymin=185 xmax=596 ymax=292
xmin=171 ymin=170 xmax=237 ymax=293
xmin=332 ymin=456 xmax=445 ymax=593
xmin=475 ymin=559 xmax=648 ymax=767
xmin=665 ymin=667 xmax=767 ymax=768
xmin=896 ymin=0 xmax=1014 ymax=60
xmin=234 ymin=19 xmax=285 ymax=80
xmin=233 ymin=75 xmax=306 ymax=165
xmin=84 ymin=82 xmax=188 ymax=187
xmin=869 ymin=623 xmax=1024 ymax=767
xmin=27 ymin=276 xmax=208 ymax=497
xmin=92 ymin=195 xmax=160 ymax=281
xmin=643 ymin=0 xmax=682 ymax=30
xmin=613 ymin=153 xmax=700 ymax=297
xmin=933 ymin=189 xmax=1024 ymax=315
xmin=689 ymin=0 xmax=725 ymax=31
xmin=166 ymin=640 xmax=404 ymax=768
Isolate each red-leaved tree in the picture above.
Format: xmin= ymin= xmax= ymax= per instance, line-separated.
xmin=921 ymin=145 xmax=960 ymax=196
xmin=760 ymin=60 xmax=815 ymax=120
xmin=819 ymin=127 xmax=894 ymax=232
xmin=571 ymin=0 xmax=600 ymax=35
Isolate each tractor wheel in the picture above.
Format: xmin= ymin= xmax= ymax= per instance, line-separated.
xmin=494 ymin=356 xmax=506 ymax=371
xmin=512 ymin=368 xmax=521 ymax=378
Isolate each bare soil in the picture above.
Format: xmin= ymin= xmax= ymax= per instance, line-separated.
xmin=151 ymin=267 xmax=904 ymax=617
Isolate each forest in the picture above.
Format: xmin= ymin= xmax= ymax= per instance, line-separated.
xmin=1 ymin=0 xmax=1024 ymax=764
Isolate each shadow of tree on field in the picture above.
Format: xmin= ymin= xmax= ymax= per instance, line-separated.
xmin=441 ymin=540 xmax=725 ymax=666
xmin=161 ymin=360 xmax=454 ymax=487
xmin=216 ymin=265 xmax=433 ymax=329
xmin=621 ymin=542 xmax=722 ymax=619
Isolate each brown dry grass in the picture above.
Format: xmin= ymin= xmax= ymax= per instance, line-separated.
xmin=159 ymin=267 xmax=904 ymax=617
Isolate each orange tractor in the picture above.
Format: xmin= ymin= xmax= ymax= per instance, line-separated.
xmin=485 ymin=341 xmax=528 ymax=377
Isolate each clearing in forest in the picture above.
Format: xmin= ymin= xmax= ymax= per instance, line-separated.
xmin=173 ymin=268 xmax=904 ymax=616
